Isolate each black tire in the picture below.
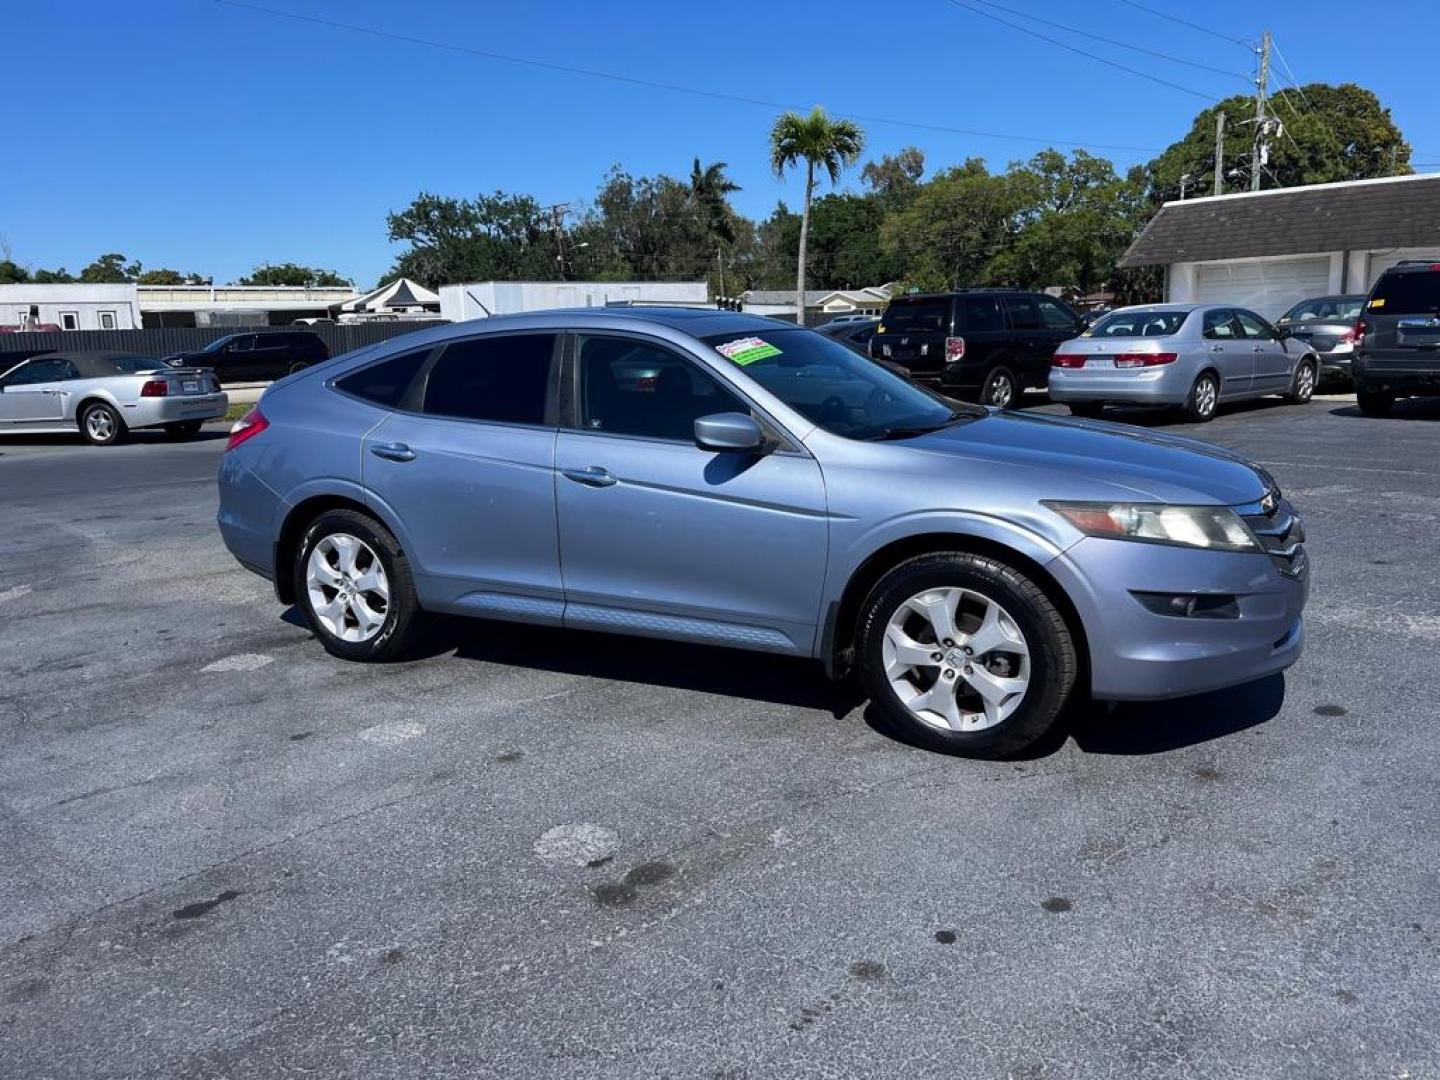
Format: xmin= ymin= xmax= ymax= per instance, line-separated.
xmin=856 ymin=552 xmax=1078 ymax=758
xmin=1068 ymin=402 xmax=1106 ymax=419
xmin=980 ymin=366 xmax=1019 ymax=408
xmin=164 ymin=420 xmax=204 ymax=439
xmin=79 ymin=401 xmax=127 ymax=446
xmin=1356 ymin=387 xmax=1394 ymax=417
xmin=1182 ymin=371 xmax=1220 ymax=423
xmin=292 ymin=509 xmax=421 ymax=661
xmin=1284 ymin=359 xmax=1317 ymax=404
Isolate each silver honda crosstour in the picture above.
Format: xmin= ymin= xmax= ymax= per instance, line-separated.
xmin=1049 ymin=304 xmax=1322 ymax=422
xmin=0 ymin=351 xmax=228 ymax=445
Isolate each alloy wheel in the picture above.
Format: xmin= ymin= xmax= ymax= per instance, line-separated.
xmin=882 ymin=586 xmax=1031 ymax=732
xmin=85 ymin=407 xmax=115 ymax=442
xmin=1295 ymin=364 xmax=1315 ymax=401
xmin=306 ymin=533 xmax=391 ymax=643
xmin=987 ymin=372 xmax=1015 ymax=408
xmin=1195 ymin=377 xmax=1218 ymax=418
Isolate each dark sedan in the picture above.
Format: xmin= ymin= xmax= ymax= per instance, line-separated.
xmin=814 ymin=318 xmax=910 ymax=378
xmin=1276 ymin=295 xmax=1364 ymax=383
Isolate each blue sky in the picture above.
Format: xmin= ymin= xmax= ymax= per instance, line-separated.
xmin=6 ymin=0 xmax=1439 ymax=288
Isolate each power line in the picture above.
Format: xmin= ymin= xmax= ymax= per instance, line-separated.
xmin=212 ymin=0 xmax=1162 ymax=153
xmin=945 ymin=0 xmax=1221 ymax=102
xmin=967 ymin=0 xmax=1249 ymax=81
xmin=1270 ymin=40 xmax=1313 ymax=108
xmin=1116 ymin=0 xmax=1252 ymax=47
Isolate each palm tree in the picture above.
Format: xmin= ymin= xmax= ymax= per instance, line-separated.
xmin=688 ymin=158 xmax=741 ymax=245
xmin=768 ymin=108 xmax=864 ymax=323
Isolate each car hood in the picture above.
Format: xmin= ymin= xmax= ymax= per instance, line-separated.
xmin=903 ymin=410 xmax=1270 ymax=506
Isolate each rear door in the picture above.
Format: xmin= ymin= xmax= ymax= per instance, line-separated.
xmin=999 ymin=296 xmax=1047 ymax=379
xmin=360 ymin=331 xmax=565 ymax=619
xmin=1234 ymin=308 xmax=1290 ymax=394
xmin=1364 ymin=267 xmax=1440 ymax=378
xmin=1201 ymin=308 xmax=1253 ymax=395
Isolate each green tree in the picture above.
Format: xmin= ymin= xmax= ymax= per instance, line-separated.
xmin=386 ymin=191 xmax=558 ymax=286
xmin=687 ymin=158 xmax=742 ymax=245
xmin=0 ymin=259 xmax=28 ymax=284
xmin=769 ymin=107 xmax=865 ymax=321
xmin=861 ymin=147 xmax=925 ymax=201
xmin=136 ymin=268 xmax=210 ymax=285
xmin=1148 ymin=82 xmax=1410 ymax=199
xmin=79 ymin=252 xmax=140 ymax=283
xmin=239 ymin=263 xmax=352 ymax=287
xmin=32 ymin=267 xmax=76 ymax=283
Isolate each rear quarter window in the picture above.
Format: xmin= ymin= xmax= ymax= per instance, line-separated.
xmin=1370 ymin=271 xmax=1440 ymax=314
xmin=334 ymin=347 xmax=431 ymax=408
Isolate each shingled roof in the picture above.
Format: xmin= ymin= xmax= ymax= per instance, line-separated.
xmin=1119 ymin=173 xmax=1440 ymax=268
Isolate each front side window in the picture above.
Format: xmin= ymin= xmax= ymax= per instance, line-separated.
xmin=335 ymin=347 xmax=431 ymax=409
xmin=576 ymin=336 xmax=745 ymax=441
xmin=1036 ymin=296 xmax=1079 ymax=330
xmin=1002 ymin=296 xmax=1041 ymax=330
xmin=703 ymin=328 xmax=976 ymax=441
xmin=421 ymin=333 xmax=556 ymax=425
xmin=1091 ymin=309 xmax=1189 ymax=338
xmin=1233 ymin=310 xmax=1276 ymax=340
xmin=6 ymin=357 xmax=77 ymax=385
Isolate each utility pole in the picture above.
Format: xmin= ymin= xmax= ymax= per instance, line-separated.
xmin=716 ymin=246 xmax=726 ymax=299
xmin=1179 ymin=173 xmax=1191 ymax=201
xmin=1214 ymin=110 xmax=1226 ymax=196
xmin=546 ymin=202 xmax=570 ymax=281
xmin=1251 ymin=30 xmax=1272 ymax=192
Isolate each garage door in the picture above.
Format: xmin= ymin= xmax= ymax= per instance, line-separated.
xmin=1193 ymin=257 xmax=1333 ymax=320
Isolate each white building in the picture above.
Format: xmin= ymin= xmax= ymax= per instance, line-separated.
xmin=439 ymin=280 xmax=708 ymax=323
xmin=0 ymin=283 xmax=359 ymax=331
xmin=1119 ymin=173 xmax=1440 ymax=319
xmin=739 ymin=285 xmax=892 ymax=323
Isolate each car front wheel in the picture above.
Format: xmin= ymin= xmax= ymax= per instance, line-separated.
xmin=294 ymin=509 xmax=421 ymax=661
xmin=857 ymin=552 xmax=1078 ymax=758
xmin=1285 ymin=360 xmax=1317 ymax=404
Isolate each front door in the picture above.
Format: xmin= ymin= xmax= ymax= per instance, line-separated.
xmin=1234 ymin=308 xmax=1292 ymax=394
xmin=0 ymin=356 xmax=77 ymax=426
xmin=361 ymin=331 xmax=565 ymax=621
xmin=554 ymin=332 xmax=829 ymax=655
xmin=1201 ymin=308 xmax=1253 ymax=396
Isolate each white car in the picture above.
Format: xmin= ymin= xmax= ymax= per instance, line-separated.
xmin=0 ymin=351 xmax=228 ymax=445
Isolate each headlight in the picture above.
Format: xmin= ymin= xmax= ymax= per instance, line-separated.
xmin=1044 ymin=501 xmax=1260 ymax=552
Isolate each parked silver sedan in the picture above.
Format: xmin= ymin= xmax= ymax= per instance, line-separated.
xmin=1048 ymin=303 xmax=1321 ymax=422
xmin=0 ymin=351 xmax=228 ymax=445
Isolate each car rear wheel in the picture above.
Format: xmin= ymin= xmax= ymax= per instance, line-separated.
xmin=1356 ymin=388 xmax=1394 ymax=417
xmin=1182 ymin=372 xmax=1219 ymax=423
xmin=288 ymin=361 xmax=310 ymax=375
xmin=294 ymin=509 xmax=421 ymax=661
xmin=980 ymin=366 xmax=1018 ymax=408
xmin=80 ymin=402 xmax=126 ymax=446
xmin=1284 ymin=360 xmax=1317 ymax=404
xmin=164 ymin=421 xmax=204 ymax=439
xmin=857 ymin=552 xmax=1077 ymax=758
xmin=1068 ymin=402 xmax=1106 ymax=419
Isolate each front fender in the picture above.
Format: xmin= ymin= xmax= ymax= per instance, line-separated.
xmin=832 ymin=508 xmax=1069 ymax=587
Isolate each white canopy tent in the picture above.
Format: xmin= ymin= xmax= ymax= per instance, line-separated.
xmin=336 ymin=278 xmax=441 ymax=317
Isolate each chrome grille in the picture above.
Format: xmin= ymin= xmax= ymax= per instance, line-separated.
xmin=1238 ymin=492 xmax=1307 ymax=578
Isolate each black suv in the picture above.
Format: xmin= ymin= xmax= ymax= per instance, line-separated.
xmin=870 ymin=290 xmax=1084 ymax=406
xmin=1353 ymin=261 xmax=1440 ymax=416
xmin=167 ymin=331 xmax=330 ymax=384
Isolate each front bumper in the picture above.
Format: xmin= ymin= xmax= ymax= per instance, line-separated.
xmin=1047 ymin=365 xmax=1191 ymax=405
xmin=1048 ymin=536 xmax=1308 ymax=701
xmin=121 ymin=392 xmax=228 ymax=429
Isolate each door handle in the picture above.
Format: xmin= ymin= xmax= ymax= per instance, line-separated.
xmin=563 ymin=466 xmax=617 ymax=488
xmin=1209 ymin=344 xmax=1224 ymax=352
xmin=370 ymin=441 xmax=416 ymax=462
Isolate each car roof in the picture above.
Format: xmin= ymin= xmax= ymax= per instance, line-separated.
xmin=17 ymin=351 xmax=166 ymax=377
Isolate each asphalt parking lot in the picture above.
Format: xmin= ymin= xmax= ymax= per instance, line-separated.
xmin=3 ymin=393 xmax=1439 ymax=1079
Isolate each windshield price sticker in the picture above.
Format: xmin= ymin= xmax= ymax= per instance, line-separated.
xmin=716 ymin=337 xmax=782 ymax=366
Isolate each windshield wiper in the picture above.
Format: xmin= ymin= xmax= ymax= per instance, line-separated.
xmin=866 ymin=410 xmax=980 ymax=441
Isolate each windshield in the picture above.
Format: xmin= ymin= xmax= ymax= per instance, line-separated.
xmin=1281 ymin=297 xmax=1363 ymax=322
xmin=202 ymin=336 xmax=232 ymax=353
xmin=110 ymin=355 xmax=166 ymax=374
xmin=1088 ymin=309 xmax=1189 ymax=337
xmin=878 ymin=298 xmax=949 ymax=334
xmin=702 ymin=328 xmax=978 ymax=440
xmin=1370 ymin=271 xmax=1440 ymax=315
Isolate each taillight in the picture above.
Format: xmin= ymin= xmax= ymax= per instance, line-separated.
xmin=1351 ymin=318 xmax=1367 ymax=347
xmin=1052 ymin=353 xmax=1086 ymax=368
xmin=226 ymin=407 xmax=268 ymax=452
xmin=945 ymin=336 xmax=966 ymax=361
xmin=1113 ymin=352 xmax=1178 ymax=368
xmin=140 ymin=379 xmax=168 ymax=397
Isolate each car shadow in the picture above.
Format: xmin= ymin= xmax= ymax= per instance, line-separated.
xmin=1096 ymin=397 xmax=1298 ymax=428
xmin=0 ymin=429 xmax=230 ymax=446
xmin=1329 ymin=398 xmax=1440 ymax=421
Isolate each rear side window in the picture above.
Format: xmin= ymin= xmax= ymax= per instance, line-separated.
xmin=335 ymin=347 xmax=431 ymax=409
xmin=881 ymin=299 xmax=949 ymax=333
xmin=1002 ymin=296 xmax=1041 ymax=330
xmin=960 ymin=296 xmax=1003 ymax=332
xmin=1370 ymin=270 xmax=1440 ymax=314
xmin=421 ymin=333 xmax=557 ymax=425
xmin=1035 ymin=296 xmax=1079 ymax=330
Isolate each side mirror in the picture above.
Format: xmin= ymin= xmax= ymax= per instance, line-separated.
xmin=1275 ymin=326 xmax=1292 ymax=340
xmin=694 ymin=412 xmax=765 ymax=453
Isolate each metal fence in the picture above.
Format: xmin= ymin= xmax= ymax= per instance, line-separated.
xmin=0 ymin=322 xmax=447 ymax=366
